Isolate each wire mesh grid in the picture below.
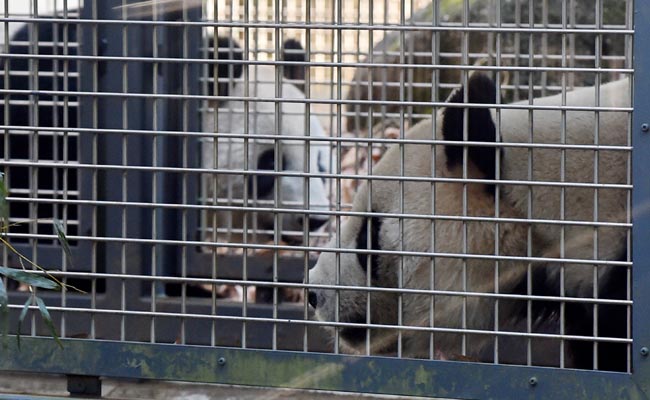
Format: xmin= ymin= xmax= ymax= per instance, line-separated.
xmin=0 ymin=0 xmax=634 ymax=381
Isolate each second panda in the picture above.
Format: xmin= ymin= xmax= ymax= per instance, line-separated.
xmin=203 ymin=37 xmax=332 ymax=246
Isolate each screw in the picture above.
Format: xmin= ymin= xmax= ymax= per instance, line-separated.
xmin=642 ymin=123 xmax=649 ymax=132
xmin=218 ymin=357 xmax=227 ymax=366
xmin=528 ymin=377 xmax=538 ymax=387
xmin=641 ymin=347 xmax=649 ymax=357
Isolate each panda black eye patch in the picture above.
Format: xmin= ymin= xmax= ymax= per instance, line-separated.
xmin=250 ymin=149 xmax=287 ymax=197
xmin=356 ymin=216 xmax=382 ymax=279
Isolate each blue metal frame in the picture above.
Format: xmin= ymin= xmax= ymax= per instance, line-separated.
xmin=631 ymin=0 xmax=650 ymax=396
xmin=2 ymin=1 xmax=650 ymax=399
xmin=0 ymin=338 xmax=646 ymax=399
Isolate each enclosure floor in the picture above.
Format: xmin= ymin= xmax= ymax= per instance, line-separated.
xmin=0 ymin=372 xmax=445 ymax=400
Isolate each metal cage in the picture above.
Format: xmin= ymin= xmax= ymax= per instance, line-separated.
xmin=1 ymin=0 xmax=649 ymax=399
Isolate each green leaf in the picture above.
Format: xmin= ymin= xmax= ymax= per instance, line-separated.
xmin=16 ymin=297 xmax=32 ymax=350
xmin=35 ymin=296 xmax=62 ymax=349
xmin=0 ymin=278 xmax=7 ymax=348
xmin=53 ymin=219 xmax=74 ymax=267
xmin=0 ymin=267 xmax=61 ymax=290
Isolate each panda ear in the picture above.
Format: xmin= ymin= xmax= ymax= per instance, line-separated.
xmin=441 ymin=74 xmax=499 ymax=184
xmin=281 ymin=39 xmax=306 ymax=92
xmin=207 ymin=36 xmax=243 ymax=98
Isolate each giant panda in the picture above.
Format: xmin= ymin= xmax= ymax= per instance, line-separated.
xmin=0 ymin=18 xmax=332 ymax=246
xmin=202 ymin=37 xmax=332 ymax=245
xmin=308 ymin=74 xmax=629 ymax=371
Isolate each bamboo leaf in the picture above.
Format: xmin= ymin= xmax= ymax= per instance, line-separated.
xmin=0 ymin=267 xmax=61 ymax=290
xmin=0 ymin=236 xmax=73 ymax=291
xmin=16 ymin=297 xmax=31 ymax=350
xmin=35 ymin=296 xmax=62 ymax=349
xmin=53 ymin=219 xmax=74 ymax=268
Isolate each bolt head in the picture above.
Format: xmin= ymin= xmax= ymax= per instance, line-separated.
xmin=642 ymin=123 xmax=649 ymax=132
xmin=218 ymin=357 xmax=226 ymax=365
xmin=528 ymin=377 xmax=538 ymax=387
xmin=641 ymin=347 xmax=649 ymax=357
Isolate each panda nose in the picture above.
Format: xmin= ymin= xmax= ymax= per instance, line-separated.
xmin=300 ymin=215 xmax=329 ymax=230
xmin=308 ymin=291 xmax=318 ymax=308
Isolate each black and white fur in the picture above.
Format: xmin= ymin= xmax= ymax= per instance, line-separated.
xmin=308 ymin=74 xmax=629 ymax=371
xmin=0 ymin=20 xmax=332 ymax=246
xmin=202 ymin=37 xmax=332 ymax=244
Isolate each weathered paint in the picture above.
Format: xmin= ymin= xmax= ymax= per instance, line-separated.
xmin=0 ymin=337 xmax=647 ymax=400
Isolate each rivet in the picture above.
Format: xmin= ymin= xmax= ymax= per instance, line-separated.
xmin=528 ymin=377 xmax=538 ymax=387
xmin=641 ymin=347 xmax=649 ymax=357
xmin=218 ymin=357 xmax=227 ymax=366
xmin=642 ymin=123 xmax=649 ymax=132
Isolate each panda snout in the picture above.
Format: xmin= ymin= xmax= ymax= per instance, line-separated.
xmin=298 ymin=215 xmax=329 ymax=230
xmin=307 ymin=291 xmax=318 ymax=308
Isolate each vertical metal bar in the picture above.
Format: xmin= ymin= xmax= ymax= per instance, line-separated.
xmin=28 ymin=0 xmax=39 ymax=339
xmin=1 ymin=0 xmax=7 ymax=297
xmin=334 ymin=0 xmax=342 ymax=355
xmin=625 ymin=0 xmax=634 ymax=374
xmin=90 ymin=0 xmax=98 ymax=340
xmin=592 ymin=0 xmax=603 ymax=370
xmin=512 ymin=0 xmax=521 ymax=101
xmin=209 ymin=0 xmax=218 ymax=349
xmin=180 ymin=1 xmax=189 ymax=346
xmin=540 ymin=0 xmax=549 ymax=97
xmin=302 ymin=0 xmax=313 ymax=353
xmin=272 ymin=0 xmax=281 ymax=352
xmin=525 ymin=0 xmax=534 ymax=368
xmin=150 ymin=1 xmax=159 ymax=344
xmin=120 ymin=0 xmax=128 ymax=343
xmin=559 ymin=0 xmax=568 ymax=369
xmin=428 ymin=0 xmax=440 ymax=361
xmin=397 ymin=0 xmax=406 ymax=359
xmin=242 ymin=0 xmax=251 ymax=350
xmin=460 ymin=0 xmax=469 ymax=358
xmin=493 ymin=0 xmax=502 ymax=365
xmin=365 ymin=0 xmax=375 ymax=357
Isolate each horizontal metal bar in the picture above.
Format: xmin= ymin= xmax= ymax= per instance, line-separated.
xmin=0 ymin=339 xmax=641 ymax=400
xmin=1 ymin=304 xmax=631 ymax=343
xmin=2 ymin=232 xmax=632 ymax=267
xmin=9 ymin=269 xmax=633 ymax=306
xmin=5 ymin=196 xmax=632 ymax=229
xmin=0 ymin=53 xmax=635 ymax=75
xmin=0 ymin=16 xmax=633 ymax=34
xmin=0 ymin=160 xmax=633 ymax=190
xmin=0 ymin=88 xmax=634 ymax=111
xmin=0 ymin=124 xmax=634 ymax=152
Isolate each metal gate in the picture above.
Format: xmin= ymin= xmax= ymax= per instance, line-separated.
xmin=1 ymin=0 xmax=649 ymax=398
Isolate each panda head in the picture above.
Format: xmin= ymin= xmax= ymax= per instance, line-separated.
xmin=202 ymin=37 xmax=331 ymax=244
xmin=308 ymin=74 xmax=516 ymax=355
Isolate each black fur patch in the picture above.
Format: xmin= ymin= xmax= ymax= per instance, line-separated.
xmin=508 ymin=252 xmax=629 ymax=371
xmin=281 ymin=39 xmax=306 ymax=91
xmin=207 ymin=36 xmax=244 ymax=97
xmin=595 ymin=252 xmax=629 ymax=372
xmin=356 ymin=217 xmax=382 ymax=280
xmin=340 ymin=314 xmax=368 ymax=345
xmin=442 ymin=74 xmax=498 ymax=193
xmin=249 ymin=149 xmax=288 ymax=199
